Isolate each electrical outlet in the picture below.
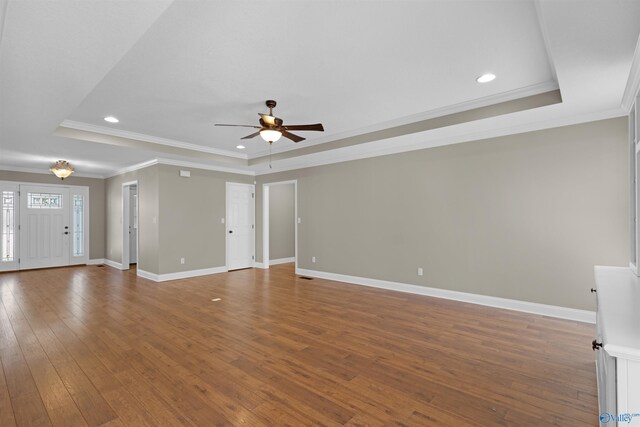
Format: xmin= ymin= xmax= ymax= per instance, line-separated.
xmin=298 ymin=218 xmax=301 ymax=224
xmin=312 ymin=256 xmax=316 ymax=263
xmin=221 ymin=218 xmax=225 ymax=224
xmin=417 ymin=267 xmax=423 ymax=276
xmin=180 ymin=258 xmax=185 ymax=264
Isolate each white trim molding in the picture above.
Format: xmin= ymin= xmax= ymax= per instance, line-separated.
xmin=87 ymin=258 xmax=105 ymax=265
xmin=103 ymin=258 xmax=124 ymax=270
xmin=250 ymin=81 xmax=560 ymax=159
xmin=254 ymin=262 xmax=266 ymax=269
xmin=295 ymin=268 xmax=596 ymax=324
xmin=136 ymin=269 xmax=160 ymax=281
xmin=269 ymin=257 xmax=295 ymax=265
xmin=0 ymin=164 xmax=105 ymax=179
xmin=107 ymin=158 xmax=255 ymax=179
xmin=622 ymin=33 xmax=640 ymax=112
xmin=60 ymin=120 xmax=248 ymax=160
xmin=255 ymin=107 xmax=625 ymax=176
xmin=137 ymin=266 xmax=228 ymax=282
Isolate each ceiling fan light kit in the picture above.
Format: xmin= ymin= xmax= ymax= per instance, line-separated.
xmin=259 ymin=129 xmax=282 ymax=143
xmin=215 ymin=99 xmax=325 ymax=145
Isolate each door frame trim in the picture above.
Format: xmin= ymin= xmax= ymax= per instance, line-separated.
xmin=122 ymin=180 xmax=138 ymax=270
xmin=225 ymin=182 xmax=256 ymax=271
xmin=262 ymin=180 xmax=297 ymax=270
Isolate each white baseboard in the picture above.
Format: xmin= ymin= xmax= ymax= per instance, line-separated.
xmin=295 ymin=268 xmax=596 ymax=324
xmin=137 ymin=266 xmax=228 ymax=282
xmin=136 ymin=269 xmax=159 ymax=281
xmin=103 ymin=259 xmax=124 ymax=270
xmin=87 ymin=258 xmax=105 ymax=265
xmin=269 ymin=257 xmax=295 ymax=265
xmin=254 ymin=262 xmax=266 ymax=269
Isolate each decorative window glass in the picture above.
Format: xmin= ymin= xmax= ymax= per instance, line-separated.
xmin=28 ymin=192 xmax=62 ymax=209
xmin=73 ymin=195 xmax=84 ymax=257
xmin=1 ymin=191 xmax=15 ymax=262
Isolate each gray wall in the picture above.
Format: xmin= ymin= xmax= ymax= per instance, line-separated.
xmin=268 ymin=183 xmax=295 ymax=260
xmin=157 ymin=164 xmax=252 ymax=274
xmin=256 ymin=117 xmax=629 ymax=311
xmin=0 ymin=170 xmax=106 ymax=259
xmin=106 ymin=165 xmax=159 ymax=273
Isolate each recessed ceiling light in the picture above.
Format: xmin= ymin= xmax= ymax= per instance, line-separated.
xmin=236 ymin=145 xmax=246 ymax=149
xmin=104 ymin=116 xmax=119 ymax=123
xmin=476 ymin=73 xmax=496 ymax=83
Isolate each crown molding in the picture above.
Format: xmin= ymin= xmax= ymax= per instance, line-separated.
xmin=154 ymin=158 xmax=255 ymax=176
xmin=59 ymin=120 xmax=248 ymax=160
xmin=256 ymin=107 xmax=625 ymax=176
xmin=0 ymin=164 xmax=106 ymax=179
xmin=622 ymin=33 xmax=640 ymax=112
xmin=534 ymin=0 xmax=558 ymax=81
xmin=107 ymin=159 xmax=159 ymax=178
xmin=107 ymin=158 xmax=255 ymax=178
xmin=249 ymin=80 xmax=560 ymax=159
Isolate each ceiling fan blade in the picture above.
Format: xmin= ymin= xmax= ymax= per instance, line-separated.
xmin=241 ymin=131 xmax=261 ymax=140
xmin=282 ymin=123 xmax=324 ymax=132
xmin=281 ymin=130 xmax=305 ymax=143
xmin=214 ymin=124 xmax=261 ymax=129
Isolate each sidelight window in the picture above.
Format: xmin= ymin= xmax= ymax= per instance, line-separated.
xmin=73 ymin=194 xmax=84 ymax=257
xmin=1 ymin=191 xmax=15 ymax=262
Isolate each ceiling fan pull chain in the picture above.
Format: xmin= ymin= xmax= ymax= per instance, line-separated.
xmin=269 ymin=142 xmax=273 ymax=169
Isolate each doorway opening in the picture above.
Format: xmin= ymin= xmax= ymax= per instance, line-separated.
xmin=122 ymin=181 xmax=138 ymax=270
xmin=262 ymin=180 xmax=297 ymax=270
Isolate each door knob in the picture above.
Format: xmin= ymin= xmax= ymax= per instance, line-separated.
xmin=592 ymin=340 xmax=603 ymax=351
xmin=229 ymin=230 xmax=233 ymax=234
xmin=64 ymin=231 xmax=69 ymax=235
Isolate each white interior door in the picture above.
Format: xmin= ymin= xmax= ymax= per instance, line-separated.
xmin=130 ymin=189 xmax=138 ymax=263
xmin=226 ymin=182 xmax=255 ymax=270
xmin=19 ymin=185 xmax=70 ymax=269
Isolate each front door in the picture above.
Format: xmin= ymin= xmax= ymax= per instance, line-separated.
xmin=226 ymin=183 xmax=255 ymax=270
xmin=19 ymin=185 xmax=70 ymax=269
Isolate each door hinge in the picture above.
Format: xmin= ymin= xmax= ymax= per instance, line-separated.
xmin=252 ymin=224 xmax=254 ymax=229
xmin=18 ymin=224 xmax=21 ymax=230
xmin=18 ymin=258 xmax=20 ymax=264
xmin=252 ymin=255 xmax=254 ymax=260
xmin=252 ymin=193 xmax=254 ymax=198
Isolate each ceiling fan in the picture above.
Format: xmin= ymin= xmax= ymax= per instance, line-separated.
xmin=215 ymin=100 xmax=324 ymax=144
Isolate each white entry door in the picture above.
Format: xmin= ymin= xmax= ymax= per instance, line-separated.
xmin=226 ymin=182 xmax=255 ymax=270
xmin=19 ymin=185 xmax=70 ymax=269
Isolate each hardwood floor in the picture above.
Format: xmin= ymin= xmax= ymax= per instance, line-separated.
xmin=0 ymin=264 xmax=597 ymax=426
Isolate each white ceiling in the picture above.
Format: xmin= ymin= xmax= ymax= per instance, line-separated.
xmin=1 ymin=0 xmax=639 ymax=177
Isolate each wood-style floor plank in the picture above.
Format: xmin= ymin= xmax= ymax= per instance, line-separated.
xmin=0 ymin=264 xmax=598 ymax=426
xmin=0 ymin=294 xmax=52 ymax=427
xmin=1 ymin=290 xmax=88 ymax=427
xmin=0 ymin=358 xmax=18 ymax=427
